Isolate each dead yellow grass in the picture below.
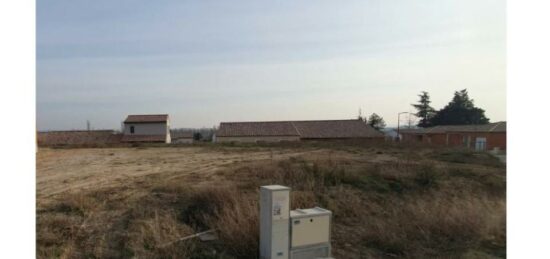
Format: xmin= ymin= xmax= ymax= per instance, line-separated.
xmin=36 ymin=145 xmax=506 ymax=258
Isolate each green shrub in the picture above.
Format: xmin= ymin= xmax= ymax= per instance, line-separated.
xmin=413 ymin=163 xmax=439 ymax=188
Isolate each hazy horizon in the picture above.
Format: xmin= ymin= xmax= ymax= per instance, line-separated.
xmin=37 ymin=0 xmax=505 ymax=130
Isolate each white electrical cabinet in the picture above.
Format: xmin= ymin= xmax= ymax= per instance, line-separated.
xmin=289 ymin=207 xmax=332 ymax=259
xmin=260 ymin=185 xmax=290 ymax=259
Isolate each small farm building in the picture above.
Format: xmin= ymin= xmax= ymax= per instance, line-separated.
xmin=400 ymin=121 xmax=506 ymax=151
xmin=121 ymin=114 xmax=171 ymax=143
xmin=214 ymin=119 xmax=384 ymax=143
xmin=171 ymin=131 xmax=194 ymax=144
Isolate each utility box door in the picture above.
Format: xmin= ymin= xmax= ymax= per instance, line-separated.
xmin=260 ymin=185 xmax=290 ymax=259
xmin=290 ymin=208 xmax=331 ymax=248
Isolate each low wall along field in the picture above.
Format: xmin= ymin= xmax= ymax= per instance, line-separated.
xmin=37 ymin=131 xmax=122 ymax=147
xmin=36 ymin=144 xmax=506 ymax=258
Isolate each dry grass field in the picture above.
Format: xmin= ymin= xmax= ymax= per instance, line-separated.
xmin=36 ymin=144 xmax=506 ymax=258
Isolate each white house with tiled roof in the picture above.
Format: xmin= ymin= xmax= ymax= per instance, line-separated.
xmin=121 ymin=114 xmax=171 ymax=143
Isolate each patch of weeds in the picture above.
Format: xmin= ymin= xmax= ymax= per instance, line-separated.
xmin=120 ymin=246 xmax=135 ymax=258
xmin=448 ymin=167 xmax=477 ymax=179
xmin=432 ymin=150 xmax=503 ymax=168
xmin=365 ymin=239 xmax=405 ymax=257
xmin=50 ymin=202 xmax=85 ymax=216
xmin=318 ymin=166 xmax=347 ymax=187
xmin=413 ymin=163 xmax=439 ymax=188
xmin=448 ymin=167 xmax=506 ymax=194
xmin=349 ymin=173 xmax=397 ymax=194
xmin=479 ymin=239 xmax=506 ymax=258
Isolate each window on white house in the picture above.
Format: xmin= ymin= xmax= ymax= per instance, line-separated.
xmin=130 ymin=126 xmax=135 ymax=134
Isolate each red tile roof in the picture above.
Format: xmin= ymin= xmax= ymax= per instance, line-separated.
xmin=293 ymin=120 xmax=384 ymax=139
xmin=217 ymin=121 xmax=299 ymax=137
xmin=120 ymin=134 xmax=167 ymax=143
xmin=124 ymin=114 xmax=168 ymax=123
xmin=216 ymin=119 xmax=384 ymax=139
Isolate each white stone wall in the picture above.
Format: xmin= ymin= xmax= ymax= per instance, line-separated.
xmin=123 ymin=123 xmax=167 ymax=135
xmin=123 ymin=122 xmax=170 ymax=143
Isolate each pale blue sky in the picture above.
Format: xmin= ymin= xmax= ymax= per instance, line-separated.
xmin=37 ymin=0 xmax=505 ymax=130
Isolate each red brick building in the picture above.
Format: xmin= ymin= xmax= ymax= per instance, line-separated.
xmin=400 ymin=121 xmax=506 ymax=151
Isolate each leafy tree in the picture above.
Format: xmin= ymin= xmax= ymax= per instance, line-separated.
xmin=430 ymin=89 xmax=490 ymax=125
xmin=367 ymin=113 xmax=386 ymax=131
xmin=411 ymin=91 xmax=435 ymax=127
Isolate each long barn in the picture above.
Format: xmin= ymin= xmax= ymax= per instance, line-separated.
xmin=214 ymin=119 xmax=384 ymax=143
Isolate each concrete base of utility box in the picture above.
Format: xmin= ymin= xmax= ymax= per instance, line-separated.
xmin=290 ymin=243 xmax=331 ymax=259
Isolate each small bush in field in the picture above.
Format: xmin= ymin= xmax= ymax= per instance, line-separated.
xmin=413 ymin=163 xmax=439 ymax=188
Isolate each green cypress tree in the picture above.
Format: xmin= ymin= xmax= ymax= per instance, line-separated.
xmin=411 ymin=91 xmax=435 ymax=127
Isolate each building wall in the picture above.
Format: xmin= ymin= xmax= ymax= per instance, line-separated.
xmin=445 ymin=132 xmax=506 ymax=150
xmin=400 ymin=133 xmax=422 ymax=142
xmin=402 ymin=132 xmax=506 ymax=151
xmin=173 ymin=138 xmax=193 ymax=144
xmin=215 ymin=135 xmax=300 ymax=143
xmin=488 ymin=132 xmax=506 ymax=150
xmin=425 ymin=133 xmax=447 ymax=146
xmin=123 ymin=122 xmax=170 ymax=143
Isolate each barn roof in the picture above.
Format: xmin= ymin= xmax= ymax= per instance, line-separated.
xmin=216 ymin=119 xmax=384 ymax=138
xmin=124 ymin=114 xmax=168 ymax=123
xmin=293 ymin=120 xmax=383 ymax=139
xmin=217 ymin=121 xmax=299 ymax=137
xmin=401 ymin=121 xmax=506 ymax=134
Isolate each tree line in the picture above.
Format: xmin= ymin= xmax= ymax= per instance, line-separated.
xmin=412 ymin=89 xmax=489 ymax=128
xmin=360 ymin=89 xmax=490 ymax=131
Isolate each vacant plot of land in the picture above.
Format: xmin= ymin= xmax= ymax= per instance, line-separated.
xmin=37 ymin=145 xmax=505 ymax=258
xmin=37 ymin=146 xmax=397 ymax=200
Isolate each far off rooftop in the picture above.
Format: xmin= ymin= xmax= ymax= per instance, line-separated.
xmin=214 ymin=119 xmax=384 ymax=143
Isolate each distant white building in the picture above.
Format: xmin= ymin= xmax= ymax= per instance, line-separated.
xmin=121 ymin=114 xmax=171 ymax=143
